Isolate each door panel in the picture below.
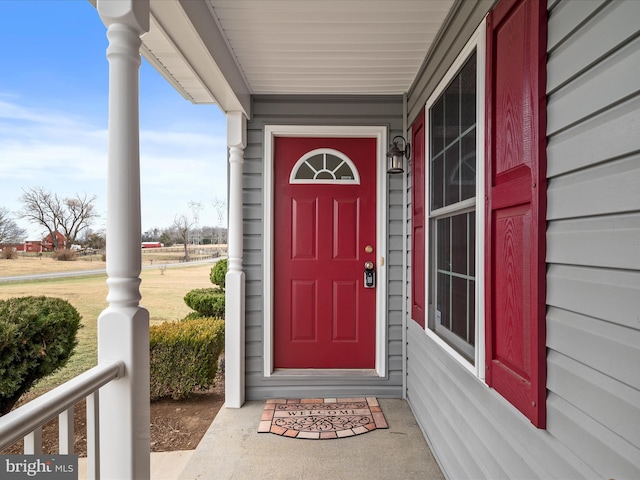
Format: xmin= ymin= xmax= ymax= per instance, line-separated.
xmin=333 ymin=199 xmax=359 ymax=259
xmin=274 ymin=136 xmax=377 ymax=369
xmin=291 ymin=280 xmax=317 ymax=341
xmin=333 ymin=280 xmax=358 ymax=341
xmin=291 ymin=198 xmax=317 ymax=259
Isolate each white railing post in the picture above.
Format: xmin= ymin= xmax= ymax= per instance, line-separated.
xmin=96 ymin=1 xmax=150 ymax=479
xmin=86 ymin=391 xmax=100 ymax=480
xmin=58 ymin=407 xmax=74 ymax=454
xmin=225 ymin=111 xmax=247 ymax=408
xmin=24 ymin=428 xmax=42 ymax=454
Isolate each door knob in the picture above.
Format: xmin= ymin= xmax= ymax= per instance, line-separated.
xmin=364 ymin=261 xmax=375 ymax=288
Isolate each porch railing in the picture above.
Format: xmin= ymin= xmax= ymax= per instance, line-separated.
xmin=0 ymin=361 xmax=124 ymax=479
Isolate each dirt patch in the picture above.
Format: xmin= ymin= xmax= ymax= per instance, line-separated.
xmin=150 ymin=386 xmax=224 ymax=452
xmin=2 ymin=372 xmax=224 ymax=456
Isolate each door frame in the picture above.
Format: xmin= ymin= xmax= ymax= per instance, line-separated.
xmin=263 ymin=125 xmax=388 ymax=377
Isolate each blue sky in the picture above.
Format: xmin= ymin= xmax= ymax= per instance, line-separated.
xmin=0 ymin=0 xmax=228 ymax=240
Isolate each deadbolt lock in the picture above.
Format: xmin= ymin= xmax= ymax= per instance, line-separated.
xmin=364 ymin=261 xmax=375 ymax=288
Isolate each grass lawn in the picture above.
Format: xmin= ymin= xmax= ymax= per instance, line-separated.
xmin=0 ymin=262 xmax=216 ymax=396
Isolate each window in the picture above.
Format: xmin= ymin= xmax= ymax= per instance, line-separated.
xmin=426 ymin=37 xmax=483 ymax=368
xmin=289 ymin=148 xmax=360 ymax=184
xmin=420 ymin=0 xmax=547 ymax=427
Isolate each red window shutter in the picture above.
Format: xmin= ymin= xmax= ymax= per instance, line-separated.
xmin=411 ymin=109 xmax=426 ymax=327
xmin=485 ymin=0 xmax=547 ymax=428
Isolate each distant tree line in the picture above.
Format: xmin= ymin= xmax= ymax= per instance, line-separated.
xmin=1 ymin=186 xmax=226 ymax=252
xmin=142 ymin=225 xmax=228 ymax=247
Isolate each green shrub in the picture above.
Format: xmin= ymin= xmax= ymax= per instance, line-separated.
xmin=53 ymin=249 xmax=77 ymax=261
xmin=181 ymin=311 xmax=204 ymax=321
xmin=149 ymin=317 xmax=225 ymax=401
xmin=184 ymin=288 xmax=225 ymax=319
xmin=209 ymin=258 xmax=227 ymax=290
xmin=0 ymin=296 xmax=82 ymax=414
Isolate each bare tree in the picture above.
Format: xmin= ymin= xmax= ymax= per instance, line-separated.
xmin=62 ymin=193 xmax=99 ymax=247
xmin=80 ymin=228 xmax=106 ymax=250
xmin=0 ymin=207 xmax=27 ymax=243
xmin=172 ymin=214 xmax=194 ymax=261
xmin=18 ymin=188 xmax=62 ymax=249
xmin=142 ymin=227 xmax=162 ymax=242
xmin=18 ymin=187 xmax=99 ymax=250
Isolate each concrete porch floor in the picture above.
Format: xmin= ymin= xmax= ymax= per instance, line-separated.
xmin=178 ymin=398 xmax=445 ymax=480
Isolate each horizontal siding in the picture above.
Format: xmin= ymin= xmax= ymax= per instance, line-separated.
xmin=547 ymin=350 xmax=640 ymax=448
xmin=406 ymin=0 xmax=640 ymax=478
xmin=546 ymin=0 xmax=640 ymax=476
xmin=546 ymin=213 xmax=640 ymax=269
xmin=547 ymin=392 xmax=640 ymax=480
xmin=546 ymin=0 xmax=604 ymax=53
xmin=547 ymin=156 xmax=640 ymax=219
xmin=407 ymin=322 xmax=595 ymax=480
xmin=547 ymin=307 xmax=640 ymax=391
xmin=546 ymin=94 xmax=640 ymax=177
xmin=244 ymin=95 xmax=404 ymax=400
xmin=546 ymin=0 xmax=640 ymax=93
xmin=547 ymin=34 xmax=640 ymax=133
xmin=547 ymin=264 xmax=640 ymax=330
xmin=407 ymin=0 xmax=493 ymax=124
xmin=545 ymin=0 xmax=640 ymax=474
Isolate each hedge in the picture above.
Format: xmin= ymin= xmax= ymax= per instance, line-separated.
xmin=149 ymin=317 xmax=225 ymax=401
xmin=209 ymin=258 xmax=227 ymax=290
xmin=183 ymin=288 xmax=225 ymax=319
xmin=0 ymin=296 xmax=81 ymax=414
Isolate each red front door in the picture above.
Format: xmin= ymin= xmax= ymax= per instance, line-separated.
xmin=273 ymin=136 xmax=377 ymax=369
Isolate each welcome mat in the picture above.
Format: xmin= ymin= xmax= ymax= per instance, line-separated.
xmin=258 ymin=397 xmax=388 ymax=439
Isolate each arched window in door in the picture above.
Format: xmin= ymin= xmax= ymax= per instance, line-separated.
xmin=289 ymin=148 xmax=360 ymax=184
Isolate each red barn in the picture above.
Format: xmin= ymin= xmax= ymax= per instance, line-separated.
xmin=141 ymin=242 xmax=163 ymax=249
xmin=24 ymin=240 xmax=42 ymax=253
xmin=42 ymin=231 xmax=67 ymax=251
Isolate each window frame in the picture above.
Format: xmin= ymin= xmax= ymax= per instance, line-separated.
xmin=289 ymin=148 xmax=360 ymax=184
xmin=423 ymin=20 xmax=486 ymax=379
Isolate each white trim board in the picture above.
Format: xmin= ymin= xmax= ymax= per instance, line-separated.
xmin=263 ymin=125 xmax=389 ymax=378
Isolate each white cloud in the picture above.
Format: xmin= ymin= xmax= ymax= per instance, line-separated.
xmin=0 ymin=99 xmax=108 ymax=182
xmin=0 ymin=98 xmax=228 ymax=238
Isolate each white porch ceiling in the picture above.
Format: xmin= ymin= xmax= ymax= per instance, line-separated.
xmin=141 ymin=0 xmax=455 ymax=114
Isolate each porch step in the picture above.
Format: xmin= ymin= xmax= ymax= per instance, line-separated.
xmin=77 ymin=450 xmax=194 ymax=480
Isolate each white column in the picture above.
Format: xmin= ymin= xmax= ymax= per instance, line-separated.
xmin=96 ymin=1 xmax=150 ymax=479
xmin=225 ymin=111 xmax=247 ymax=408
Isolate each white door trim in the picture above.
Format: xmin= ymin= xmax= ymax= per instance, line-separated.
xmin=263 ymin=125 xmax=388 ymax=377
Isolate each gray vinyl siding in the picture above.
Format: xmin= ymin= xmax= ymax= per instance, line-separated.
xmin=243 ymin=95 xmax=404 ymax=400
xmin=405 ymin=0 xmax=640 ymax=479
xmin=407 ymin=0 xmax=494 ymax=125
